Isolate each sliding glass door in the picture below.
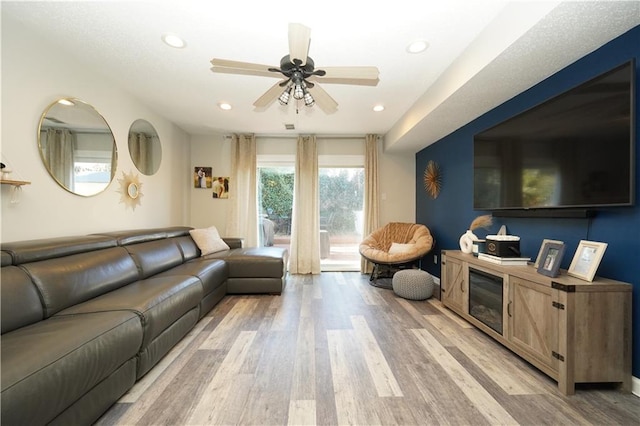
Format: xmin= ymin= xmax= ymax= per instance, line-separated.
xmin=319 ymin=167 xmax=364 ymax=271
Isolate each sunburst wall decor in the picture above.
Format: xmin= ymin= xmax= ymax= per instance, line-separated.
xmin=117 ymin=170 xmax=143 ymax=210
xmin=423 ymin=160 xmax=442 ymax=199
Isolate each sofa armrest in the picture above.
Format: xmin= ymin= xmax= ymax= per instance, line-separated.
xmin=223 ymin=238 xmax=244 ymax=249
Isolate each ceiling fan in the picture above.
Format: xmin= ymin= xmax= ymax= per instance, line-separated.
xmin=210 ymin=23 xmax=380 ymax=114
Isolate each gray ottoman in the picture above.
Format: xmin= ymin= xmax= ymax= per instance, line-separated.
xmin=392 ymin=269 xmax=434 ymax=300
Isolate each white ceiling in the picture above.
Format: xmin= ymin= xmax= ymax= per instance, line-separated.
xmin=2 ymin=1 xmax=639 ymax=153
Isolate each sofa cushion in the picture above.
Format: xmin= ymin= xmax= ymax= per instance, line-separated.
xmin=94 ymin=226 xmax=192 ymax=246
xmin=21 ymin=247 xmax=139 ymax=317
xmin=1 ymin=234 xmax=117 ymax=264
xmin=173 ymin=235 xmax=200 ymax=261
xmin=189 ymin=226 xmax=230 ymax=255
xmin=205 ymin=246 xmax=288 ymax=278
xmin=1 ymin=266 xmax=44 ymax=334
xmin=0 ymin=311 xmax=141 ymax=425
xmin=58 ymin=275 xmax=203 ymax=348
xmin=157 ymin=258 xmax=228 ymax=296
xmin=125 ymin=239 xmax=184 ymax=279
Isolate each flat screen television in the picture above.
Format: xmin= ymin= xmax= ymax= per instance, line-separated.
xmin=473 ymin=59 xmax=635 ymax=215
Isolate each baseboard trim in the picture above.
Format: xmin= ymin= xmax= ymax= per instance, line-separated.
xmin=633 ymin=376 xmax=640 ymax=397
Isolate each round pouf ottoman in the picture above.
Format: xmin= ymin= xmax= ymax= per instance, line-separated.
xmin=392 ymin=269 xmax=434 ymax=300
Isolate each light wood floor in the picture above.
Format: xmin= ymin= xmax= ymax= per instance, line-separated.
xmin=97 ymin=272 xmax=640 ymax=425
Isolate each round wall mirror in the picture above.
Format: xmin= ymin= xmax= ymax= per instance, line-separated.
xmin=38 ymin=97 xmax=117 ymax=196
xmin=128 ymin=119 xmax=162 ymax=175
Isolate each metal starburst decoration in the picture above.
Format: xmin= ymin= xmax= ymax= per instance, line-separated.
xmin=423 ymin=160 xmax=442 ymax=199
xmin=117 ymin=170 xmax=143 ymax=210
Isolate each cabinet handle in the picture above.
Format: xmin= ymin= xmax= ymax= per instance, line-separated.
xmin=507 ymin=301 xmax=512 ymax=317
xmin=460 ymin=279 xmax=465 ymax=293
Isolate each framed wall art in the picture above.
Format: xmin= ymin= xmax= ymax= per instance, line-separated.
xmin=194 ymin=167 xmax=212 ymax=189
xmin=536 ymin=241 xmax=565 ymax=278
xmin=212 ymin=176 xmax=229 ymax=199
xmin=567 ymin=240 xmax=608 ymax=282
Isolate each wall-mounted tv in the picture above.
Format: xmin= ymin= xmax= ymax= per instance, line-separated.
xmin=474 ymin=59 xmax=635 ymax=215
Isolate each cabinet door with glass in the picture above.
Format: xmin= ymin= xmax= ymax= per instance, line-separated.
xmin=441 ymin=253 xmax=467 ymax=315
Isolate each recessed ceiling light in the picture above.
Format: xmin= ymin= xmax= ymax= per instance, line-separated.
xmin=218 ymin=102 xmax=232 ymax=111
xmin=162 ymin=33 xmax=186 ymax=49
xmin=407 ymin=40 xmax=429 ymax=54
xmin=373 ymin=105 xmax=385 ymax=112
xmin=57 ymin=99 xmax=75 ymax=106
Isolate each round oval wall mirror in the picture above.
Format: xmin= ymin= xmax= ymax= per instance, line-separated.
xmin=38 ymin=97 xmax=117 ymax=196
xmin=128 ymin=119 xmax=162 ymax=175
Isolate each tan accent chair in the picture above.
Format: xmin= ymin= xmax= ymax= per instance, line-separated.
xmin=359 ymin=222 xmax=434 ymax=284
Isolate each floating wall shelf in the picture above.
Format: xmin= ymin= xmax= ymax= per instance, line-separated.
xmin=1 ymin=179 xmax=31 ymax=187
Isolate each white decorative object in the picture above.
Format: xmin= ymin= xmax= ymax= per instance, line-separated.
xmin=189 ymin=226 xmax=230 ymax=256
xmin=389 ymin=242 xmax=415 ymax=254
xmin=459 ymin=229 xmax=477 ymax=254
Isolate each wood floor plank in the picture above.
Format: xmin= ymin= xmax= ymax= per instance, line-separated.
xmin=290 ymin=316 xmax=316 ymax=400
xmin=350 ymin=315 xmax=404 ymax=397
xmin=287 ymin=399 xmax=316 ymax=426
xmin=327 ymin=329 xmax=382 ymax=425
xmin=199 ymin=298 xmax=261 ymax=349
xmin=187 ymin=330 xmax=257 ymax=424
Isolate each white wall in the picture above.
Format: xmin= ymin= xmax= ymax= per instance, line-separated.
xmin=189 ymin=133 xmax=232 ymax=231
xmin=378 ymin=144 xmax=416 ymax=225
xmin=1 ymin=14 xmax=190 ymax=242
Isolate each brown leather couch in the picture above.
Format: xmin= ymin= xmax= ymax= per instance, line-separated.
xmin=0 ymin=226 xmax=287 ymax=425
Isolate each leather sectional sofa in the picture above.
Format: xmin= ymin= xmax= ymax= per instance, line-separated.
xmin=0 ymin=226 xmax=288 ymax=425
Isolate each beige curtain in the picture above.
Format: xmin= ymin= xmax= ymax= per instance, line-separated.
xmin=360 ymin=134 xmax=380 ymax=273
xmin=128 ymin=132 xmax=151 ymax=174
xmin=225 ymin=134 xmax=258 ymax=246
xmin=42 ymin=128 xmax=76 ymax=189
xmin=289 ymin=135 xmax=320 ymax=274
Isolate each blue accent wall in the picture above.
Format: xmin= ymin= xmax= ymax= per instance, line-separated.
xmin=416 ymin=26 xmax=640 ymax=378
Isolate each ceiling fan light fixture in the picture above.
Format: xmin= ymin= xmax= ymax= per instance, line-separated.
xmin=278 ymin=86 xmax=292 ymax=105
xmin=303 ymin=91 xmax=315 ymax=107
xmin=293 ymin=83 xmax=304 ymax=100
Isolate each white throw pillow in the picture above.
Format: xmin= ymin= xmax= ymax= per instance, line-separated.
xmin=389 ymin=242 xmax=415 ymax=254
xmin=189 ymin=226 xmax=230 ymax=256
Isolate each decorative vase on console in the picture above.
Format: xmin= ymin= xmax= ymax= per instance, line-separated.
xmin=459 ymin=215 xmax=493 ymax=254
xmin=459 ymin=230 xmax=478 ymax=254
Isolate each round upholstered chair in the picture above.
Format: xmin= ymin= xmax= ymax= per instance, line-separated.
xmin=359 ymin=222 xmax=434 ymax=284
xmin=392 ymin=269 xmax=434 ymax=300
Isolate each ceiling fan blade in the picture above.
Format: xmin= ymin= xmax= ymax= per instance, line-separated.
xmin=210 ymin=58 xmax=278 ymax=78
xmin=253 ymin=80 xmax=288 ymax=109
xmin=288 ymin=23 xmax=311 ymax=66
xmin=309 ymin=66 xmax=380 ymax=86
xmin=307 ymin=84 xmax=338 ymax=115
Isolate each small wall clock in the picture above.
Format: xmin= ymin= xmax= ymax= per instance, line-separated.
xmin=423 ymin=160 xmax=442 ymax=199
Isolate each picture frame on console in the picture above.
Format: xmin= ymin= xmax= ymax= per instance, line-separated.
xmin=567 ymin=240 xmax=608 ymax=282
xmin=533 ymin=239 xmax=563 ymax=268
xmin=536 ymin=241 xmax=565 ymax=278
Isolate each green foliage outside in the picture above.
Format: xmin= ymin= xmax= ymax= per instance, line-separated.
xmin=259 ymin=167 xmax=364 ymax=235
